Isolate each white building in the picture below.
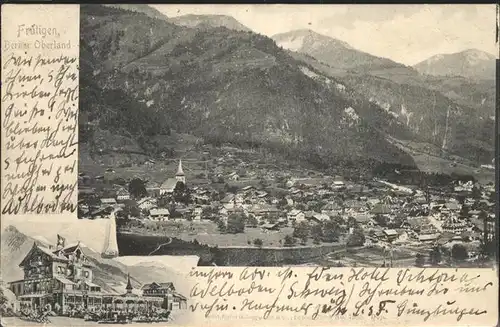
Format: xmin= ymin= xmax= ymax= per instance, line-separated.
xmin=150 ymin=208 xmax=170 ymax=221
xmin=160 ymin=160 xmax=186 ymax=195
xmin=287 ymin=209 xmax=306 ymax=223
xmin=137 ymin=197 xmax=158 ymax=211
xmin=116 ymin=189 xmax=130 ymax=201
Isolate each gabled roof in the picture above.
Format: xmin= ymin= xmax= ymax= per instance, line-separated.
xmin=172 ymin=292 xmax=187 ymax=301
xmin=19 ymin=243 xmax=68 ymax=267
xmin=150 ymin=208 xmax=170 ymax=216
xmin=288 ymin=209 xmax=303 ymax=216
xmin=221 ymin=194 xmax=235 ymax=203
xmin=322 ymin=202 xmax=341 ymax=211
xmin=354 ymin=214 xmax=372 ymax=223
xmin=161 ymin=178 xmax=178 ymax=191
xmin=55 ymin=276 xmax=76 ymax=285
xmin=137 ymin=197 xmax=156 ymax=205
xmin=116 ymin=189 xmax=129 ymax=195
xmin=101 ymin=198 xmax=117 ymax=204
xmin=383 ymin=229 xmax=399 ymax=236
xmin=445 ymin=202 xmax=460 ymax=210
xmin=141 ymin=282 xmax=175 ymax=291
xmin=312 ymin=213 xmax=330 ymax=221
xmin=371 ymin=204 xmax=391 ymax=215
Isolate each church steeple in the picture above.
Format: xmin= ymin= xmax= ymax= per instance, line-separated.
xmin=126 ymin=273 xmax=133 ymax=293
xmin=176 ymin=160 xmax=186 ymax=184
xmin=176 ymin=160 xmax=185 ymax=176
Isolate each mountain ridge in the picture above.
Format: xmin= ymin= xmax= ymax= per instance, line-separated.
xmin=272 ymin=29 xmax=416 ymax=74
xmin=170 ymin=14 xmax=252 ymax=32
xmin=79 ymin=4 xmax=417 ymax=175
xmin=276 ymin=32 xmax=495 ymax=164
xmin=413 ymin=48 xmax=496 ymax=80
xmin=102 ymin=4 xmax=168 ymax=21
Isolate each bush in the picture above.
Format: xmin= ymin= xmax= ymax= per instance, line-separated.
xmin=415 ymin=253 xmax=425 ymax=267
xmin=451 ymin=244 xmax=468 ymax=262
xmin=226 ymin=213 xmax=246 ymax=234
xmin=284 ymin=235 xmax=296 ymax=247
xmin=293 ymin=221 xmax=309 ymax=244
xmin=346 ymin=227 xmax=365 ymax=247
xmin=253 ymin=238 xmax=263 ymax=247
xmin=217 ymin=220 xmax=226 ymax=233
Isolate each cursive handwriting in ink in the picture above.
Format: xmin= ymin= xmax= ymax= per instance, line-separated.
xmin=2 ymin=47 xmax=78 ymax=215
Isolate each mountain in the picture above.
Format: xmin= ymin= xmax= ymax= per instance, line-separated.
xmin=413 ymin=49 xmax=496 ymax=80
xmin=170 ymin=14 xmax=251 ymax=32
xmin=79 ymin=4 xmax=417 ymax=174
xmin=280 ymin=36 xmax=495 ymax=165
xmin=102 ymin=4 xmax=168 ymax=21
xmin=272 ymin=29 xmax=417 ymax=75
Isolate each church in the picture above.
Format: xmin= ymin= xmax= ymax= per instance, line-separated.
xmin=159 ymin=160 xmax=186 ymax=196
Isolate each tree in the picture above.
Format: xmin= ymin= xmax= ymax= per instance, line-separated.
xmin=293 ymin=221 xmax=310 ymax=244
xmin=374 ymin=214 xmax=388 ymax=227
xmin=391 ymin=215 xmax=404 ymax=229
xmin=311 ymin=224 xmax=323 ymax=239
xmin=201 ymin=207 xmax=211 ymax=220
xmin=174 ymin=182 xmax=191 ymax=204
xmin=428 ymin=246 xmax=442 ymax=265
xmin=415 ymin=253 xmax=425 ymax=267
xmin=253 ymin=238 xmax=263 ymax=248
xmin=277 ymin=198 xmax=288 ymax=209
xmin=123 ymin=202 xmax=140 ymax=218
xmin=296 ymin=203 xmax=306 ymax=211
xmin=346 ymin=227 xmax=365 ymax=247
xmin=322 ymin=220 xmax=340 ymax=242
xmin=471 ymin=185 xmax=481 ymax=200
xmin=226 ymin=213 xmax=246 ymax=234
xmin=284 ymin=235 xmax=296 ymax=247
xmin=459 ymin=203 xmax=470 ymax=217
xmin=128 ymin=178 xmax=147 ymax=199
xmin=451 ymin=244 xmax=468 ymax=262
xmin=247 ymin=215 xmax=258 ymax=227
xmin=347 ymin=217 xmax=357 ymax=229
xmin=217 ymin=220 xmax=226 ymax=233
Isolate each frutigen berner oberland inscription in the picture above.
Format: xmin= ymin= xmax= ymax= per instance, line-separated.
xmin=2 ymin=19 xmax=79 ymax=215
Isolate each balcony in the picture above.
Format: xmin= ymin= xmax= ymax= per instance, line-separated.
xmin=22 ymin=289 xmax=53 ymax=296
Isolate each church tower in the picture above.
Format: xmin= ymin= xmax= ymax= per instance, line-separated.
xmin=176 ymin=159 xmax=186 ymax=184
xmin=126 ymin=273 xmax=133 ymax=294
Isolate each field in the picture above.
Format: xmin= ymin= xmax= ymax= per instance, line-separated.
xmin=126 ymin=220 xmax=334 ymax=247
xmin=389 ymin=137 xmax=494 ymax=184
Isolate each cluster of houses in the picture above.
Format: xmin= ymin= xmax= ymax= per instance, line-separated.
xmin=78 ymin=158 xmax=495 ymax=253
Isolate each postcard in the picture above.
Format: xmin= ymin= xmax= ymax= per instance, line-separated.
xmin=1 ymin=4 xmax=498 ymax=327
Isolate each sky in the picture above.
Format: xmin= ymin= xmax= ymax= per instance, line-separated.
xmin=152 ymin=4 xmax=498 ymax=65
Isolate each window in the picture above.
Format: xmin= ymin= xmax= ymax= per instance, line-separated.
xmin=84 ymin=271 xmax=89 ymax=278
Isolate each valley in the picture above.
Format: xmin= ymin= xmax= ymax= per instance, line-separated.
xmin=76 ymin=5 xmax=496 ymax=267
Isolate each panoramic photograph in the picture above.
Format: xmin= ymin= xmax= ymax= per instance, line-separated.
xmin=75 ymin=4 xmax=497 ymax=267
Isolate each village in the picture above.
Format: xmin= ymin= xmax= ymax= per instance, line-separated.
xmin=77 ymin=148 xmax=496 ymax=267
